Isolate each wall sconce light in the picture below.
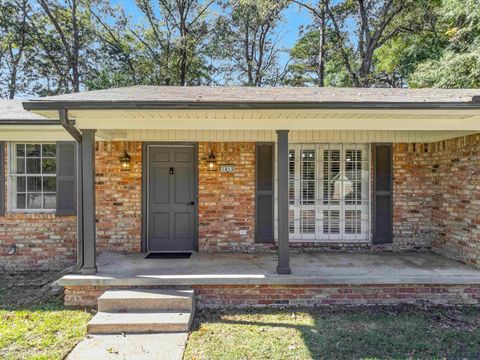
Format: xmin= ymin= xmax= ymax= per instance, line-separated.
xmin=120 ymin=149 xmax=131 ymax=171
xmin=206 ymin=150 xmax=217 ymax=171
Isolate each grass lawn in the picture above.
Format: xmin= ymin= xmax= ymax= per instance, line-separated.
xmin=185 ymin=306 xmax=480 ymax=359
xmin=0 ymin=271 xmax=92 ymax=360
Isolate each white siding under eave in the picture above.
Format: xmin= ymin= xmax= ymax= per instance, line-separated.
xmin=122 ymin=129 xmax=475 ymax=143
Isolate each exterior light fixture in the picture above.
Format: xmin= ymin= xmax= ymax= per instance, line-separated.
xmin=206 ymin=150 xmax=217 ymax=171
xmin=120 ymin=149 xmax=131 ymax=171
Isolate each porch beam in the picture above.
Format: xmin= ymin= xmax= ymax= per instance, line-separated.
xmin=276 ymin=130 xmax=291 ymax=274
xmin=81 ymin=129 xmax=97 ymax=275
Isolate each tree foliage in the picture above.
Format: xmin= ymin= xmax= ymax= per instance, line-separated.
xmin=0 ymin=0 xmax=479 ymax=97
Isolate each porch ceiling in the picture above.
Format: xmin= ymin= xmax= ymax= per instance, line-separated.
xmin=27 ymin=108 xmax=480 ymax=131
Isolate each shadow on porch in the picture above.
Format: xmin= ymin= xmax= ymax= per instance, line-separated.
xmin=58 ymin=251 xmax=480 ymax=287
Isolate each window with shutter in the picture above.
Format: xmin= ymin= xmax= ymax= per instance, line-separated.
xmin=9 ymin=143 xmax=57 ymax=211
xmin=280 ymin=143 xmax=371 ymax=242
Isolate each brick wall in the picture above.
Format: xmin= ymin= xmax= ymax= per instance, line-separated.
xmin=0 ymin=142 xmax=77 ymax=270
xmin=392 ymin=143 xmax=436 ymax=249
xmin=393 ymin=134 xmax=480 ymax=267
xmin=64 ymin=284 xmax=480 ymax=308
xmin=430 ymin=135 xmax=480 ymax=267
xmin=95 ymin=141 xmax=142 ymax=253
xmin=2 ymin=135 xmax=480 ymax=270
xmin=0 ymin=141 xmax=142 ymax=271
xmin=0 ymin=212 xmax=77 ymax=270
xmin=198 ymin=142 xmax=256 ymax=251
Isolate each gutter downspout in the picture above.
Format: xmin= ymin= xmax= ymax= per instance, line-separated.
xmin=59 ymin=109 xmax=84 ymax=273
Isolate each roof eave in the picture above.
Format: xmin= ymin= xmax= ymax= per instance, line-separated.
xmin=22 ymin=100 xmax=480 ymax=111
xmin=0 ymin=119 xmax=65 ymax=125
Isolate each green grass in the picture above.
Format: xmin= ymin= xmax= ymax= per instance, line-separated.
xmin=0 ymin=272 xmax=92 ymax=360
xmin=184 ymin=306 xmax=480 ymax=359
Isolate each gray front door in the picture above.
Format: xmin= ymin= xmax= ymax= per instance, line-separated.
xmin=147 ymin=145 xmax=196 ymax=252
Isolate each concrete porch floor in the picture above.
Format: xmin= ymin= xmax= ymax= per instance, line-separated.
xmin=58 ymin=251 xmax=480 ymax=287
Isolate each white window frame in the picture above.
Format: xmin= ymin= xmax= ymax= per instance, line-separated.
xmin=275 ymin=143 xmax=371 ymax=242
xmin=8 ymin=142 xmax=57 ymax=212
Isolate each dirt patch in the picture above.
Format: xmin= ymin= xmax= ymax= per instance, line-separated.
xmin=0 ymin=270 xmax=64 ymax=308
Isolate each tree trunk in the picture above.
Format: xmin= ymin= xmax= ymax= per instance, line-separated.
xmin=317 ymin=0 xmax=327 ymax=87
xmin=71 ymin=0 xmax=80 ymax=92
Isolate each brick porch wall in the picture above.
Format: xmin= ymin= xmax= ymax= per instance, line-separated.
xmin=430 ymin=134 xmax=480 ymax=267
xmin=64 ymin=284 xmax=480 ymax=308
xmin=95 ymin=141 xmax=142 ymax=253
xmin=392 ymin=134 xmax=480 ymax=267
xmin=198 ymin=142 xmax=256 ymax=251
xmin=2 ymin=136 xmax=480 ymax=270
xmin=392 ymin=143 xmax=436 ymax=249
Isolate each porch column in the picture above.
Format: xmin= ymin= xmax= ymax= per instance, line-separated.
xmin=276 ymin=130 xmax=291 ymax=274
xmin=81 ymin=129 xmax=97 ymax=275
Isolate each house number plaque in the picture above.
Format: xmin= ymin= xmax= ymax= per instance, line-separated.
xmin=220 ymin=164 xmax=235 ymax=173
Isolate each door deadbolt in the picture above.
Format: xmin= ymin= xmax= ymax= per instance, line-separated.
xmin=169 ymin=167 xmax=174 ymax=175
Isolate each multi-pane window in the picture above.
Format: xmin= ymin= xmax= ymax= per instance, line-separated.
xmin=9 ymin=143 xmax=56 ymax=210
xmin=286 ymin=144 xmax=370 ymax=241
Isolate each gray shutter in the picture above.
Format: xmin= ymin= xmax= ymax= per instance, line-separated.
xmin=0 ymin=142 xmax=5 ymax=216
xmin=255 ymin=143 xmax=274 ymax=243
xmin=373 ymin=144 xmax=393 ymax=244
xmin=56 ymin=141 xmax=77 ymax=216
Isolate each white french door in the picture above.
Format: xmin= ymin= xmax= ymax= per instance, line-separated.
xmin=287 ymin=143 xmax=371 ymax=241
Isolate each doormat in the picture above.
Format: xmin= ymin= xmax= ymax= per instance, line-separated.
xmin=145 ymin=253 xmax=192 ymax=259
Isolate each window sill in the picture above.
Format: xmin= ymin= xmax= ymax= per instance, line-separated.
xmin=8 ymin=209 xmax=56 ymax=214
xmin=288 ymin=239 xmax=371 ymax=244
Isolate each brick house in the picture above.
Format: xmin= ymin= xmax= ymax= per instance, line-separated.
xmin=1 ymin=87 xmax=480 ymax=308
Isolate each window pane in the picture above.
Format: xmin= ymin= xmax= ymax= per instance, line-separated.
xmin=16 ymin=144 xmax=25 ymax=156
xmin=43 ymin=177 xmax=56 ymax=192
xmin=42 ymin=158 xmax=56 ymax=174
xmin=26 ymin=144 xmax=41 ymax=157
xmin=16 ymin=194 xmax=26 ymax=209
xmin=27 ymin=193 xmax=42 ymax=209
xmin=42 ymin=144 xmax=56 ymax=157
xmin=26 ymin=158 xmax=41 ymax=173
xmin=301 ymin=150 xmax=315 ymax=205
xmin=345 ymin=210 xmax=362 ymax=234
xmin=43 ymin=194 xmax=56 ymax=209
xmin=301 ymin=210 xmax=315 ymax=234
xmin=16 ymin=158 xmax=25 ymax=174
xmin=288 ymin=150 xmax=295 ymax=205
xmin=27 ymin=177 xmax=42 ymax=192
xmin=16 ymin=177 xmax=26 ymax=192
xmin=323 ymin=210 xmax=340 ymax=234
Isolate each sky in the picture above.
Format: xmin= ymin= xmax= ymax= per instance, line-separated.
xmin=113 ymin=0 xmax=314 ymax=67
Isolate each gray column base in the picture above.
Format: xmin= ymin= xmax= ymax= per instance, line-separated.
xmin=276 ymin=265 xmax=292 ymax=275
xmin=81 ymin=266 xmax=97 ymax=275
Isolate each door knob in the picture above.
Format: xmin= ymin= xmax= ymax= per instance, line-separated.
xmin=189 ymin=201 xmax=195 ymax=206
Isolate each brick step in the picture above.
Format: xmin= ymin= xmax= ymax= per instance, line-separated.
xmin=87 ymin=311 xmax=193 ymax=334
xmin=98 ymin=289 xmax=194 ymax=312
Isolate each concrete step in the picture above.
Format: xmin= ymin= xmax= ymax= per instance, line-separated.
xmin=87 ymin=311 xmax=193 ymax=334
xmin=98 ymin=289 xmax=194 ymax=312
